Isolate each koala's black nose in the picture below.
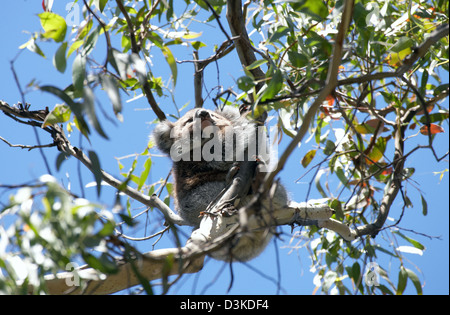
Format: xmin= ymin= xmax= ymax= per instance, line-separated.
xmin=195 ymin=109 xmax=210 ymax=119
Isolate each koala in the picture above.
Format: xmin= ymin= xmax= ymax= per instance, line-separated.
xmin=153 ymin=106 xmax=288 ymax=262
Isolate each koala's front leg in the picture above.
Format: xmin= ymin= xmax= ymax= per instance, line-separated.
xmin=204 ymin=162 xmax=243 ymax=219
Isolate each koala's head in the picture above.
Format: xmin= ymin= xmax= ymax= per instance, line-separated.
xmin=152 ymin=107 xmax=243 ymax=158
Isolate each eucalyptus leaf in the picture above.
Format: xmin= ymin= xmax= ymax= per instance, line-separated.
xmin=88 ymin=150 xmax=103 ymax=197
xmin=38 ymin=12 xmax=67 ymax=43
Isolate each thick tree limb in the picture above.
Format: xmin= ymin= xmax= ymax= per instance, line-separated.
xmin=226 ymin=0 xmax=266 ymax=87
xmin=36 ymin=199 xmax=340 ymax=295
xmin=40 ymin=247 xmax=205 ymax=295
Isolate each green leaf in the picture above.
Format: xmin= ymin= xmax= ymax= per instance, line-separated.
xmin=421 ymin=194 xmax=428 ymax=216
xmin=138 ymin=158 xmax=152 ymax=191
xmin=72 ymin=53 xmax=87 ymax=91
xmin=100 ymin=74 xmax=122 ymax=120
xmin=20 ymin=38 xmax=46 ymax=58
xmin=94 ymin=0 xmax=108 ymax=12
xmin=394 ymin=231 xmax=426 ymax=250
xmin=402 ymin=168 xmax=415 ymax=180
xmin=314 ymin=170 xmax=327 ymax=198
xmin=396 ymin=267 xmax=408 ymax=295
xmin=108 ymin=49 xmax=148 ymax=86
xmin=68 ymin=40 xmax=84 ymax=57
xmin=237 ymin=76 xmax=255 ymax=92
xmin=128 ymin=257 xmax=154 ymax=294
xmin=83 ymin=85 xmax=108 ymax=139
xmin=77 ymin=19 xmax=93 ymax=41
xmin=268 ymin=26 xmax=290 ymax=43
xmin=348 ymin=262 xmax=364 ymax=294
xmin=335 ymin=166 xmax=349 ymax=188
xmin=39 ymin=85 xmax=91 ymax=138
xmin=191 ymin=41 xmax=207 ymax=50
xmin=323 ymin=140 xmax=336 ymax=156
xmin=42 ymin=104 xmax=71 ymax=127
xmin=38 ymin=12 xmax=67 ymax=43
xmin=88 ymin=150 xmax=103 ymax=197
xmin=161 ymin=46 xmax=177 ymax=86
xmin=288 ymin=51 xmax=309 ymax=68
xmin=53 ymin=42 xmax=68 ymax=73
xmin=260 ymin=67 xmax=283 ymax=102
xmin=182 ymin=32 xmax=203 ymax=40
xmin=290 ymin=0 xmax=328 ymax=21
xmin=378 ymin=284 xmax=394 ymax=295
xmin=97 ymin=220 xmax=115 ymax=237
xmin=329 ymin=199 xmax=344 ymax=220
xmin=390 ymin=37 xmax=414 ymax=53
xmin=121 ymin=35 xmax=131 ymax=52
xmin=301 ymin=149 xmax=317 ymax=167
xmin=56 ymin=152 xmax=70 ymax=171
xmin=119 ymin=213 xmax=137 ymax=227
xmin=420 ymin=69 xmax=429 ymax=96
xmin=367 ymin=136 xmax=387 ymax=163
xmin=247 ymin=59 xmax=268 ymax=70
xmin=419 ymin=112 xmax=449 ymax=124
xmin=434 ymin=83 xmax=449 ymax=96
xmin=108 ymin=49 xmax=129 ymax=80
xmin=405 ymin=268 xmax=423 ymax=295
xmin=373 ymin=244 xmax=397 ymax=257
xmin=83 ymin=24 xmax=102 ymax=56
xmin=83 ymin=253 xmax=118 ymax=274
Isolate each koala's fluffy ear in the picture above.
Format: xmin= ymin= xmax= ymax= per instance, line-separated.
xmin=152 ymin=120 xmax=174 ymax=154
xmin=216 ymin=106 xmax=240 ymax=122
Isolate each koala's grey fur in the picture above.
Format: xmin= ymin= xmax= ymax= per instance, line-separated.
xmin=153 ymin=106 xmax=288 ymax=262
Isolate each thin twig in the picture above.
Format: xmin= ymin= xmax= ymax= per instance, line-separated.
xmin=83 ymin=0 xmax=111 ymax=68
xmin=115 ymin=0 xmax=139 ymax=54
xmin=204 ymin=0 xmax=232 ymax=42
xmin=0 ymin=136 xmax=56 ymax=151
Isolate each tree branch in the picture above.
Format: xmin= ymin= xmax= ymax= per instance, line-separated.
xmin=113 ymin=0 xmax=166 ymax=121
xmin=0 ymin=101 xmax=184 ymax=226
xmin=347 ymin=25 xmax=450 ymax=238
xmin=193 ymin=51 xmax=204 ymax=108
xmin=263 ymin=0 xmax=355 ymax=191
xmin=115 ymin=0 xmax=139 ymax=54
xmin=36 ymin=198 xmax=341 ymax=294
xmin=0 ymin=135 xmax=56 ymax=151
xmin=40 ymin=247 xmax=205 ymax=295
xmin=226 ymin=0 xmax=265 ymax=88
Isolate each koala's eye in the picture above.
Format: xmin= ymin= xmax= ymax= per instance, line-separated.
xmin=184 ymin=118 xmax=193 ymax=125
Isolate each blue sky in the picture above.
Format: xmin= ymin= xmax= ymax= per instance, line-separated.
xmin=0 ymin=1 xmax=448 ymax=295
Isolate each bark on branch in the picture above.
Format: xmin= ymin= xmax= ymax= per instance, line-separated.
xmin=35 ymin=199 xmax=341 ymax=295
xmin=0 ymin=100 xmax=185 ymax=226
xmin=226 ymin=0 xmax=266 ymax=90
